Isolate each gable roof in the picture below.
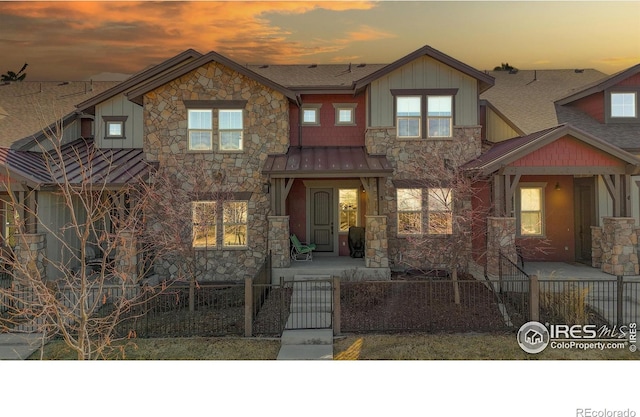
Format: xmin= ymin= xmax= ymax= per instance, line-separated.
xmin=556 ymin=63 xmax=640 ymax=105
xmin=0 ymin=81 xmax=119 ymax=148
xmin=75 ymin=49 xmax=203 ymax=113
xmin=480 ymin=69 xmax=607 ymax=135
xmin=248 ymin=63 xmax=386 ymax=91
xmin=353 ymin=45 xmax=495 ymax=93
xmin=462 ymin=124 xmax=640 ymax=175
xmin=125 ymin=50 xmax=298 ymax=104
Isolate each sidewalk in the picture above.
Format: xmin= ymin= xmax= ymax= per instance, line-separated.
xmin=0 ymin=333 xmax=44 ymax=360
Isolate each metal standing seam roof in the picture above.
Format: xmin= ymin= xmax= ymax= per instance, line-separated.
xmin=262 ymin=146 xmax=393 ymax=177
xmin=0 ymin=139 xmax=152 ymax=188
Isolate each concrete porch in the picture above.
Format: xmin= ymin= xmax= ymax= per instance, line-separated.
xmin=271 ymin=255 xmax=391 ymax=283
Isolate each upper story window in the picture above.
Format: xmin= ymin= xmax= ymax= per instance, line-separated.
xmin=185 ymin=100 xmax=247 ymax=151
xmin=188 ymin=109 xmax=213 ymax=150
xmin=219 ymin=109 xmax=243 ymax=151
xmin=396 ymin=97 xmax=421 ymax=138
xmin=102 ymin=116 xmax=127 ymax=139
xmin=427 ymin=96 xmax=453 ymax=138
xmin=393 ymin=89 xmax=457 ymax=139
xmin=611 ymin=92 xmax=637 ymax=118
xmin=301 ymin=104 xmax=322 ymax=126
xmin=333 ymin=103 xmax=357 ymax=126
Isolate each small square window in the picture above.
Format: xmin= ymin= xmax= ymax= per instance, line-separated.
xmin=333 ymin=103 xmax=357 ymax=126
xmin=302 ymin=108 xmax=319 ymax=125
xmin=103 ymin=116 xmax=127 ymax=139
xmin=611 ymin=92 xmax=636 ymax=118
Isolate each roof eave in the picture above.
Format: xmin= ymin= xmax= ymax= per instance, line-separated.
xmin=556 ymin=63 xmax=640 ymax=105
xmin=125 ymin=51 xmax=298 ymax=104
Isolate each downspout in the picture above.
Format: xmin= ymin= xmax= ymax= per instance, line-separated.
xmin=296 ymin=94 xmax=303 ymax=149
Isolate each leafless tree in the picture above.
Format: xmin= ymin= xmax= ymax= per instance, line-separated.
xmin=395 ymin=141 xmax=490 ymax=304
xmin=142 ymin=158 xmax=235 ymax=311
xmin=0 ymin=120 xmax=162 ymax=359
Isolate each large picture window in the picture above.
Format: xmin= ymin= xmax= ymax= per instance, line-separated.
xmin=192 ymin=201 xmax=217 ymax=248
xmin=223 ymin=201 xmax=248 ymax=246
xmin=427 ymin=188 xmax=452 ymax=234
xmin=397 ymin=188 xmax=422 ymax=234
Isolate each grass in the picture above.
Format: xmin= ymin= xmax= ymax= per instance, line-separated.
xmin=333 ymin=332 xmax=640 ymax=360
xmin=29 ymin=337 xmax=281 ymax=360
xmin=29 ymin=332 xmax=639 ymax=360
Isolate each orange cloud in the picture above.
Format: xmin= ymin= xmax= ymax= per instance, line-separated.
xmin=345 ymin=25 xmax=397 ymax=42
xmin=1 ymin=1 xmax=381 ymax=78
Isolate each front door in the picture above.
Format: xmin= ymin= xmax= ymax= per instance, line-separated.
xmin=310 ymin=188 xmax=334 ymax=252
xmin=574 ymin=177 xmax=596 ymax=263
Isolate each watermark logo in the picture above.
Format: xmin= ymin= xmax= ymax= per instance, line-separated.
xmin=517 ymin=321 xmax=637 ymax=354
xmin=517 ymin=321 xmax=549 ymax=354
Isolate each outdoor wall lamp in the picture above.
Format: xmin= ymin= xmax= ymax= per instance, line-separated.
xmin=263 ymin=181 xmax=271 ymax=194
xmin=555 ymin=182 xmax=561 ymax=191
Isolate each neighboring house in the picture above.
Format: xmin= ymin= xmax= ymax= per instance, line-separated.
xmin=1 ymin=45 xmax=639 ymax=283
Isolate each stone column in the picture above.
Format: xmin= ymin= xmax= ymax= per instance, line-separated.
xmin=115 ymin=229 xmax=138 ymax=282
xmin=600 ymin=217 xmax=639 ymax=276
xmin=268 ymin=216 xmax=290 ymax=268
xmin=486 ymin=217 xmax=516 ymax=279
xmin=365 ymin=215 xmax=389 ymax=268
xmin=14 ymin=233 xmax=47 ymax=281
xmin=591 ymin=226 xmax=603 ymax=268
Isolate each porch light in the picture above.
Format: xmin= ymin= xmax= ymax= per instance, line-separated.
xmin=263 ymin=181 xmax=271 ymax=194
xmin=555 ymin=182 xmax=560 ymax=191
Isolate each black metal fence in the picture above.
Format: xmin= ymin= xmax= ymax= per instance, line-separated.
xmin=340 ymin=278 xmax=508 ymax=333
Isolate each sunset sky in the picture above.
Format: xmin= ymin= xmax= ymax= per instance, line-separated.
xmin=1 ymin=1 xmax=639 ymax=81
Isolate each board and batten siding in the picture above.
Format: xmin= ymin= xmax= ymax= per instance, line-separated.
xmin=95 ymin=94 xmax=143 ymax=149
xmin=368 ymin=56 xmax=480 ymax=128
xmin=37 ymin=192 xmax=85 ymax=280
xmin=485 ymin=107 xmax=519 ymax=143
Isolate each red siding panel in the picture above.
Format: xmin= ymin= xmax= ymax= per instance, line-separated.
xmin=509 ymin=136 xmax=623 ymax=168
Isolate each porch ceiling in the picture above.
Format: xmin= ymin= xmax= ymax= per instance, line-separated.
xmin=262 ymin=146 xmax=393 ymax=178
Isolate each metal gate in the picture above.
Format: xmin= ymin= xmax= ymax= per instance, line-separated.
xmin=283 ymin=278 xmax=333 ymax=330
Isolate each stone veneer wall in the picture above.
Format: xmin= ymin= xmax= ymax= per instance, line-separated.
xmin=268 ymin=216 xmax=290 ymax=268
xmin=144 ymin=62 xmax=289 ymax=281
xmin=486 ymin=217 xmax=517 ymax=279
xmin=14 ymin=233 xmax=47 ymax=280
xmin=365 ymin=126 xmax=482 ymax=269
xmin=114 ymin=229 xmax=137 ymax=282
xmin=365 ymin=216 xmax=389 ymax=268
xmin=599 ymin=217 xmax=639 ymax=276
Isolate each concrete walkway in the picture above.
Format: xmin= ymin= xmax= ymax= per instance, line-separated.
xmin=276 ymin=275 xmax=334 ymax=360
xmin=0 ymin=333 xmax=45 ymax=360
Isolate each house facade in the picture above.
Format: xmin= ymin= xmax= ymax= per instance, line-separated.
xmin=2 ymin=45 xmax=640 ymax=283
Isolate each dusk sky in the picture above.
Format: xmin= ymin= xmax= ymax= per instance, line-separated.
xmin=1 ymin=1 xmax=639 ymax=81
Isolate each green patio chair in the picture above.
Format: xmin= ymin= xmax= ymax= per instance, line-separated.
xmin=290 ymin=234 xmax=316 ymax=261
